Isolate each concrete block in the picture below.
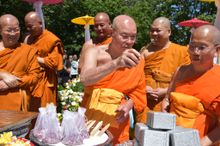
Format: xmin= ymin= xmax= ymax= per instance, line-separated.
xmin=147 ymin=111 xmax=176 ymax=130
xmin=133 ymin=139 xmax=139 ymax=146
xmin=134 ymin=123 xmax=149 ymax=140
xmin=170 ymin=128 xmax=201 ymax=146
xmin=139 ymin=128 xmax=169 ymax=146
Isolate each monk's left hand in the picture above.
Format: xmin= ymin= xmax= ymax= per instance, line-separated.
xmin=116 ymin=99 xmax=134 ymax=123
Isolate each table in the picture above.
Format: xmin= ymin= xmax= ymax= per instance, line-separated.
xmin=0 ymin=110 xmax=38 ymax=137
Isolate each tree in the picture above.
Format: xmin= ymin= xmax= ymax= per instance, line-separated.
xmin=0 ymin=0 xmax=217 ymax=53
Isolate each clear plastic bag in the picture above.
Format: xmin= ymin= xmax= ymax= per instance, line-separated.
xmin=32 ymin=104 xmax=62 ymax=144
xmin=32 ymin=107 xmax=47 ymax=141
xmin=61 ymin=107 xmax=89 ymax=145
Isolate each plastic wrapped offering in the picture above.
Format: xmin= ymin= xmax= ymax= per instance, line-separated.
xmin=61 ymin=107 xmax=89 ymax=145
xmin=32 ymin=104 xmax=62 ymax=144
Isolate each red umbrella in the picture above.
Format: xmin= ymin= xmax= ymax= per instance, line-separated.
xmin=23 ymin=0 xmax=63 ymax=29
xmin=178 ymin=18 xmax=210 ymax=28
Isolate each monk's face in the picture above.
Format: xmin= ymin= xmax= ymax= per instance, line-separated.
xmin=25 ymin=18 xmax=42 ymax=37
xmin=0 ymin=18 xmax=20 ymax=47
xmin=94 ymin=15 xmax=112 ymax=39
xmin=150 ymin=22 xmax=170 ymax=46
xmin=189 ymin=29 xmax=216 ymax=68
xmin=112 ymin=20 xmax=137 ymax=53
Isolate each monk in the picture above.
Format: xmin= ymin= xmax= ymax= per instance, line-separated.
xmin=80 ymin=15 xmax=146 ymax=144
xmin=136 ymin=17 xmax=190 ymax=123
xmin=24 ymin=11 xmax=63 ymax=110
xmin=0 ymin=14 xmax=40 ymax=111
xmin=79 ymin=12 xmax=112 ymax=72
xmin=162 ymin=25 xmax=220 ymax=146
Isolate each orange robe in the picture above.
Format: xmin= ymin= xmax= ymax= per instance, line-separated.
xmin=0 ymin=43 xmax=40 ymax=111
xmin=80 ymin=37 xmax=112 ymax=104
xmin=82 ymin=59 xmax=146 ymax=145
xmin=28 ymin=30 xmax=63 ymax=109
xmin=170 ymin=65 xmax=220 ymax=138
xmin=93 ymin=37 xmax=112 ymax=46
xmin=136 ymin=42 xmax=190 ymax=123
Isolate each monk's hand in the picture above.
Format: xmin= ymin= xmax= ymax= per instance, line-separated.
xmin=116 ymin=49 xmax=141 ymax=69
xmin=116 ymin=99 xmax=133 ymax=123
xmin=154 ymin=88 xmax=167 ymax=98
xmin=0 ymin=72 xmax=20 ymax=88
xmin=147 ymin=86 xmax=159 ymax=101
xmin=37 ymin=57 xmax=45 ymax=64
xmin=200 ymin=136 xmax=213 ymax=146
xmin=0 ymin=80 xmax=9 ymax=91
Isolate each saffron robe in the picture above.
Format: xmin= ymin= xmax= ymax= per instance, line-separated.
xmin=82 ymin=59 xmax=146 ymax=144
xmin=0 ymin=43 xmax=40 ymax=111
xmin=136 ymin=42 xmax=190 ymax=123
xmin=170 ymin=65 xmax=220 ymax=138
xmin=93 ymin=37 xmax=112 ymax=46
xmin=28 ymin=30 xmax=64 ymax=109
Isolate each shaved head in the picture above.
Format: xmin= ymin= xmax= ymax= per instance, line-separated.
xmin=24 ymin=11 xmax=42 ymax=24
xmin=0 ymin=14 xmax=20 ymax=48
xmin=112 ymin=15 xmax=136 ymax=31
xmin=24 ymin=11 xmax=43 ymax=38
xmin=152 ymin=17 xmax=171 ymax=30
xmin=110 ymin=15 xmax=137 ymax=56
xmin=94 ymin=12 xmax=111 ymax=24
xmin=192 ymin=25 xmax=220 ymax=45
xmin=93 ymin=12 xmax=112 ymax=42
xmin=0 ymin=14 xmax=19 ymax=30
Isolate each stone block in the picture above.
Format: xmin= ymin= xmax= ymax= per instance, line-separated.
xmin=134 ymin=123 xmax=149 ymax=140
xmin=139 ymin=128 xmax=169 ymax=146
xmin=170 ymin=128 xmax=201 ymax=146
xmin=147 ymin=111 xmax=176 ymax=130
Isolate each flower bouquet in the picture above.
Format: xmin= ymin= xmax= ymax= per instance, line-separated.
xmin=58 ymin=77 xmax=84 ymax=114
xmin=0 ymin=132 xmax=34 ymax=146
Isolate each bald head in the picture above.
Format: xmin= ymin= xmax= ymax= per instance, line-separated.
xmin=25 ymin=11 xmax=42 ymax=24
xmin=24 ymin=11 xmax=43 ymax=37
xmin=94 ymin=12 xmax=110 ymax=24
xmin=0 ymin=14 xmax=19 ymax=30
xmin=192 ymin=25 xmax=220 ymax=45
xmin=0 ymin=14 xmax=20 ymax=48
xmin=152 ymin=17 xmax=171 ymax=30
xmin=112 ymin=15 xmax=136 ymax=31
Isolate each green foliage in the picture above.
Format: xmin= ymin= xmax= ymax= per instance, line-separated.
xmin=0 ymin=0 xmax=217 ymax=52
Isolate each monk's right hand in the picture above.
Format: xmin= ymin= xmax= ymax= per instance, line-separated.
xmin=116 ymin=49 xmax=141 ymax=69
xmin=0 ymin=72 xmax=20 ymax=88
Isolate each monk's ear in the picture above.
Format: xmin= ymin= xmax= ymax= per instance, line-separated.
xmin=168 ymin=29 xmax=171 ymax=37
xmin=215 ymin=44 xmax=220 ymax=52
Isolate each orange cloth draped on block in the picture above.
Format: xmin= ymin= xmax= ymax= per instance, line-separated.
xmin=82 ymin=59 xmax=146 ymax=145
xmin=30 ymin=30 xmax=64 ymax=108
xmin=136 ymin=42 xmax=190 ymax=123
xmin=170 ymin=65 xmax=220 ymax=138
xmin=0 ymin=43 xmax=40 ymax=111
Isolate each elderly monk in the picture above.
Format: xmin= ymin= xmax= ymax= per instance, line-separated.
xmin=136 ymin=17 xmax=190 ymax=123
xmin=162 ymin=25 xmax=220 ymax=146
xmin=79 ymin=12 xmax=112 ymax=72
xmin=80 ymin=15 xmax=146 ymax=144
xmin=24 ymin=11 xmax=63 ymax=110
xmin=0 ymin=14 xmax=40 ymax=111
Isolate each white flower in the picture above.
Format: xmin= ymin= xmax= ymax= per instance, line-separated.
xmin=71 ymin=101 xmax=77 ymax=106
